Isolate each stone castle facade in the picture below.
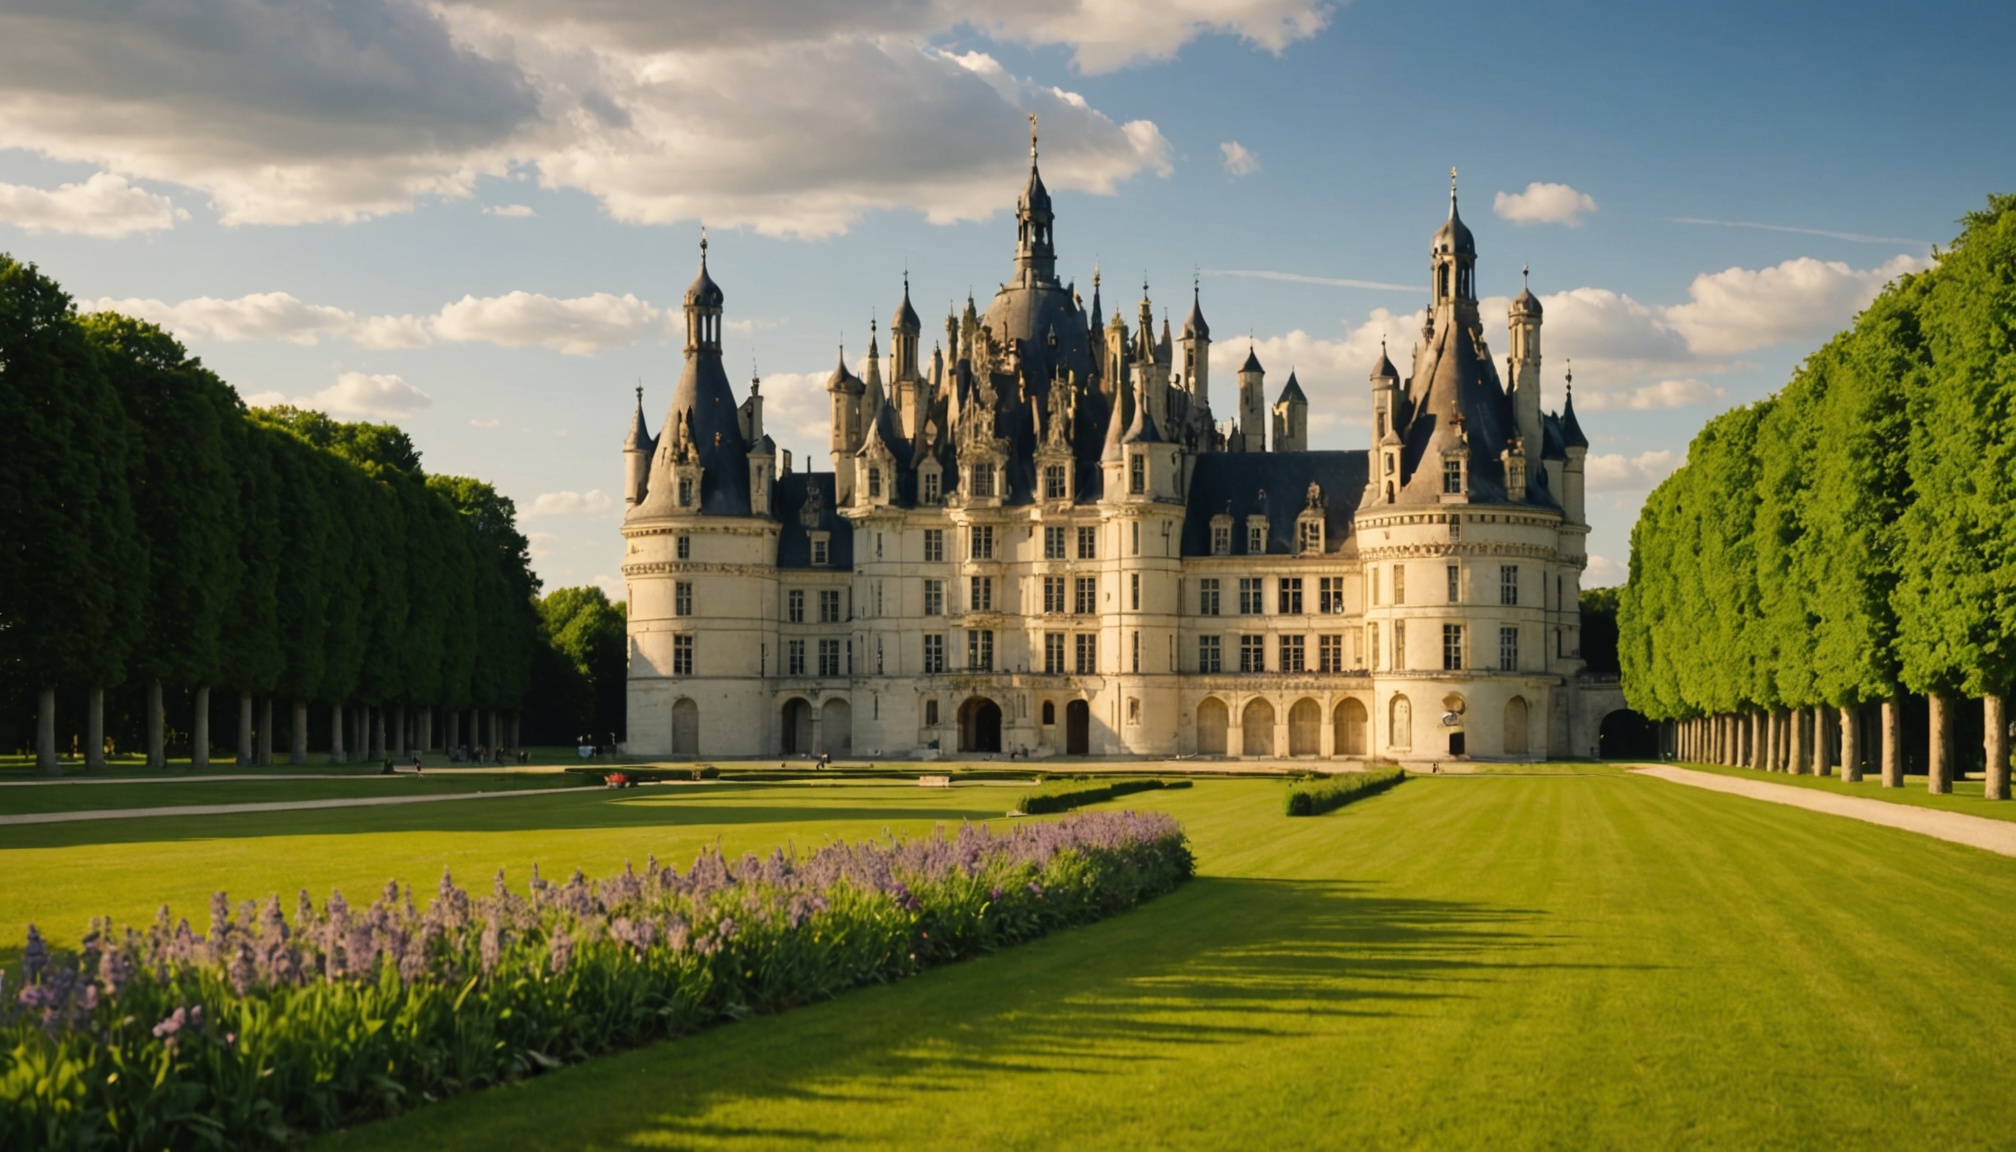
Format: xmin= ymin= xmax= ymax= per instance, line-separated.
xmin=621 ymin=145 xmax=1616 ymax=761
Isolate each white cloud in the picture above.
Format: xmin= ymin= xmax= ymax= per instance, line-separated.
xmin=751 ymin=368 xmax=844 ymax=462
xmin=1664 ymin=253 xmax=1929 ymax=357
xmin=1584 ymin=555 xmax=1624 ymax=587
xmin=432 ymin=291 xmax=669 ymax=355
xmin=1586 ymin=449 xmax=1681 ymax=492
xmin=469 ymin=416 xmax=502 ymax=429
xmin=1220 ymin=140 xmax=1259 ymax=177
xmin=0 ymin=0 xmax=1316 ymax=232
xmin=0 ymin=171 xmax=186 ymax=237
xmin=590 ymin=573 xmax=625 ymax=603
xmin=245 ymin=371 xmax=434 ymax=418
xmin=524 ymin=489 xmax=615 ymax=518
xmin=1575 ymin=378 xmax=1725 ymax=412
xmin=1493 ymin=182 xmax=1597 ymax=227
xmin=483 ymin=203 xmax=535 ymax=217
xmin=87 ymin=291 xmax=354 ymax=344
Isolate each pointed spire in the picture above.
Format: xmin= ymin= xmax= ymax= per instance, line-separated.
xmin=1183 ymin=270 xmax=1210 ymax=339
xmin=1561 ymin=358 xmax=1588 ymax=448
xmin=1371 ymin=337 xmax=1398 ymax=383
xmin=624 ymin=385 xmax=653 ymax=451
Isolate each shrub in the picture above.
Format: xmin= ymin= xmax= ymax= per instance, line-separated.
xmin=1016 ymin=778 xmax=1191 ymax=816
xmin=691 ymin=765 xmax=720 ymax=781
xmin=1284 ymin=767 xmax=1407 ymax=816
xmin=0 ymin=813 xmax=1193 ymax=1150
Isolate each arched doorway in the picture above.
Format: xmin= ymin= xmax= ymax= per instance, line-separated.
xmin=1288 ymin=698 xmax=1322 ymax=757
xmin=1600 ymin=709 xmax=1659 ymax=759
xmin=1065 ymin=700 xmax=1090 ymax=755
xmin=1504 ymin=696 xmax=1530 ymax=756
xmin=781 ymin=698 xmax=812 ymax=755
xmin=1242 ymin=698 xmax=1275 ymax=757
xmin=819 ymin=698 xmax=851 ymax=756
xmin=1389 ymin=695 xmax=1412 ymax=751
xmin=959 ymin=697 xmax=1002 ymax=753
xmin=1197 ymin=698 xmax=1228 ymax=755
xmin=1333 ymin=698 xmax=1367 ymax=757
xmin=671 ymin=698 xmax=699 ymax=755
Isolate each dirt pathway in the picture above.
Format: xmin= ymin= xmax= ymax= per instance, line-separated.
xmin=1631 ymin=765 xmax=2016 ymax=858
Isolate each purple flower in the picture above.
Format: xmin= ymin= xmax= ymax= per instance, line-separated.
xmin=549 ymin=928 xmax=573 ymax=975
xmin=479 ymin=916 xmax=502 ymax=978
xmin=99 ymin=947 xmax=134 ymax=997
xmin=152 ymin=1006 xmax=189 ymax=1040
xmin=228 ymin=941 xmax=256 ymax=997
xmin=21 ymin=924 xmax=47 ymax=983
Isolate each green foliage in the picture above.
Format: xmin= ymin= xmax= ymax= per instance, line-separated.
xmin=1283 ymin=767 xmax=1406 ymax=816
xmin=527 ymin=588 xmax=628 ymax=743
xmin=1579 ymin=588 xmax=1621 ymax=675
xmin=1015 ymin=778 xmax=1187 ymax=816
xmin=1621 ymin=193 xmax=2016 ymax=718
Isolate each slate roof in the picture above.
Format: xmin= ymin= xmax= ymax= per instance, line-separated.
xmin=774 ymin=472 xmax=853 ymax=569
xmin=1181 ymin=451 xmax=1368 ymax=557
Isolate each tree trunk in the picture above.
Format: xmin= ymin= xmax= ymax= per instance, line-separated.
xmin=370 ymin=707 xmax=386 ymax=761
xmin=355 ymin=705 xmax=369 ymax=763
xmin=1927 ymin=693 xmax=1952 ymax=794
xmin=145 ymin=678 xmax=165 ymax=769
xmin=329 ymin=701 xmax=345 ymax=764
xmin=392 ymin=703 xmax=406 ymax=758
xmin=420 ymin=706 xmax=433 ymax=755
xmin=510 ymin=712 xmax=521 ymax=753
xmin=37 ymin=686 xmax=58 ymax=775
xmin=238 ymin=690 xmax=255 ymax=766
xmin=1813 ymin=708 xmax=1832 ymax=776
xmin=1841 ymin=705 xmax=1861 ymax=784
xmin=87 ymin=687 xmax=106 ymax=771
xmin=1881 ymin=696 xmax=1902 ymax=787
xmin=291 ymin=697 xmax=309 ymax=765
xmin=192 ymin=686 xmax=210 ymax=770
xmin=1986 ymin=694 xmax=2009 ymax=802
xmin=1789 ymin=707 xmax=1807 ymax=776
xmin=258 ymin=695 xmax=274 ymax=767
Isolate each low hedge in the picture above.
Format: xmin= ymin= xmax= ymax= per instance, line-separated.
xmin=1016 ymin=778 xmax=1190 ymax=816
xmin=1284 ymin=767 xmax=1407 ymax=816
xmin=0 ymin=813 xmax=1193 ymax=1150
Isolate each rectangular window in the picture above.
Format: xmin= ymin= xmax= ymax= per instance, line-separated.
xmin=1129 ymin=453 xmax=1145 ymax=494
xmin=1443 ymin=624 xmax=1464 ymax=671
xmin=1074 ymin=633 xmax=1098 ymax=675
xmin=1238 ymin=577 xmax=1264 ymax=615
xmin=819 ymin=589 xmax=842 ymax=623
xmin=867 ymin=467 xmax=882 ymax=499
xmin=1044 ymin=632 xmax=1065 ymax=674
xmin=923 ymin=578 xmax=944 ymax=616
xmin=970 ymin=463 xmax=995 ymax=498
xmin=967 ymin=629 xmax=994 ymax=672
xmin=1500 ymin=565 xmax=1519 ymax=606
xmin=923 ymin=634 xmax=945 ymax=674
xmin=1280 ymin=634 xmax=1306 ymax=673
xmin=1299 ymin=519 xmax=1323 ymax=553
xmin=1044 ymin=525 xmax=1066 ymax=560
xmin=1320 ymin=577 xmax=1345 ymax=614
xmin=875 ymin=532 xmax=884 ymax=560
xmin=672 ymin=635 xmax=694 ymax=676
xmin=1367 ymin=624 xmax=1380 ymax=670
xmin=1395 ymin=621 xmax=1407 ymax=668
xmin=1279 ymin=577 xmax=1303 ymax=615
xmin=1131 ymin=630 xmax=1141 ymax=673
xmin=788 ymin=590 xmax=804 ymax=623
xmin=674 ymin=581 xmax=693 ymax=616
xmin=1443 ymin=457 xmax=1463 ymax=494
xmin=924 ymin=698 xmax=940 ymax=725
xmin=922 ymin=470 xmax=941 ymax=504
xmin=819 ymin=638 xmax=842 ymax=677
xmin=1499 ymin=626 xmax=1519 ymax=672
xmin=923 ymin=528 xmax=944 ymax=563
xmin=1044 ymin=464 xmax=1067 ymax=500
xmin=1248 ymin=524 xmax=1265 ymax=553
xmin=1130 ymin=573 xmax=1141 ymax=610
xmin=1319 ymin=634 xmax=1343 ymax=673
xmin=1448 ymin=515 xmax=1462 ymax=541
xmin=1447 ymin=565 xmax=1461 ymax=604
xmin=1199 ymin=578 xmax=1220 ymax=616
xmin=676 ymin=535 xmax=691 ymax=560
xmin=787 ymin=639 xmax=806 ymax=676
xmin=970 ymin=525 xmax=994 ymax=560
xmin=677 ymin=478 xmax=693 ymax=507
xmin=1077 ymin=526 xmax=1097 ymax=560
xmin=969 ymin=575 xmax=994 ymax=612
xmin=1075 ymin=576 xmax=1097 ymax=615
xmin=1394 ymin=565 xmax=1406 ymax=605
xmin=1043 ymin=576 xmax=1065 ymax=614
xmin=1212 ymin=523 xmax=1231 ymax=555
xmin=1239 ymin=635 xmax=1266 ymax=673
xmin=810 ymin=537 xmax=828 ymax=566
xmin=1199 ymin=635 xmax=1223 ymax=673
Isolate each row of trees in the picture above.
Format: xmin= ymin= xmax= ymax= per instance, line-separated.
xmin=1619 ymin=194 xmax=2016 ymax=798
xmin=0 ymin=254 xmax=549 ymax=773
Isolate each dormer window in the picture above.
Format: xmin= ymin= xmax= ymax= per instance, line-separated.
xmin=970 ymin=463 xmax=995 ymax=499
xmin=921 ymin=467 xmax=941 ymax=504
xmin=1385 ymin=451 xmax=1396 ymax=475
xmin=810 ymin=533 xmax=830 ymax=566
xmin=678 ymin=477 xmax=694 ymax=507
xmin=1044 ymin=464 xmax=1067 ymax=501
xmin=1211 ymin=518 xmax=1231 ymax=556
xmin=1129 ymin=453 xmax=1145 ymax=494
xmin=1442 ymin=458 xmax=1463 ymax=495
xmin=1247 ymin=517 xmax=1268 ymax=554
xmin=1298 ymin=517 xmax=1324 ymax=554
xmin=867 ymin=467 xmax=882 ymax=499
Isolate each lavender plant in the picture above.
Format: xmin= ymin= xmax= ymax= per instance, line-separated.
xmin=0 ymin=811 xmax=1191 ymax=1151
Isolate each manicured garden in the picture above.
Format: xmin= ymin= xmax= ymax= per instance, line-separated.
xmin=6 ymin=769 xmax=2016 ymax=1149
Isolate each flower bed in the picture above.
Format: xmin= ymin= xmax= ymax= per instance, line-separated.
xmin=1284 ymin=767 xmax=1407 ymax=816
xmin=1016 ymin=778 xmax=1189 ymax=816
xmin=0 ymin=811 xmax=1192 ymax=1150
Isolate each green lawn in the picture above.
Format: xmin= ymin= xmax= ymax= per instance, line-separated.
xmin=8 ymin=770 xmax=2016 ymax=1149
xmin=0 ymin=770 xmax=588 ymax=817
xmin=1672 ymin=758 xmax=2016 ymax=822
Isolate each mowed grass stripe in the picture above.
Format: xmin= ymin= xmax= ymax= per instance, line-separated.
xmin=289 ymin=774 xmax=2016 ymax=1151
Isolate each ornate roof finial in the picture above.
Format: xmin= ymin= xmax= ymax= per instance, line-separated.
xmin=1029 ymin=112 xmax=1038 ymax=158
xmin=699 ymin=223 xmax=708 ymax=260
xmin=1450 ymin=166 xmax=1458 ymax=212
xmin=1092 ymin=262 xmax=1101 ymax=288
xmin=1565 ymin=357 xmax=1573 ymax=391
xmin=1523 ymin=264 xmax=1530 ymax=286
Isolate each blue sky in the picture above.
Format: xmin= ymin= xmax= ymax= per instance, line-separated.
xmin=1 ymin=0 xmax=2007 ymax=595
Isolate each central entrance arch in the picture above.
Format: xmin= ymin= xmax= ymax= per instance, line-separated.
xmin=1197 ymin=698 xmax=1228 ymax=755
xmin=959 ymin=696 xmax=1003 ymax=753
xmin=781 ymin=698 xmax=812 ymax=756
xmin=1065 ymin=700 xmax=1090 ymax=755
xmin=1242 ymin=698 xmax=1275 ymax=757
xmin=1288 ymin=698 xmax=1322 ymax=757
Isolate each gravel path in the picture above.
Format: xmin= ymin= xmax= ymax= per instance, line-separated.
xmin=1631 ymin=765 xmax=2016 ymax=858
xmin=0 ymin=787 xmax=578 ymax=827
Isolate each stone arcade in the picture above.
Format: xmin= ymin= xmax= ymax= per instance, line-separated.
xmin=622 ymin=146 xmax=1621 ymax=761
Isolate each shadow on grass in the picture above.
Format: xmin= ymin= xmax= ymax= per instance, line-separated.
xmin=325 ymin=876 xmax=1585 ymax=1150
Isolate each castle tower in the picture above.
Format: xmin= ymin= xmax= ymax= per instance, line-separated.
xmin=1271 ymin=371 xmax=1307 ymax=453
xmin=1237 ymin=347 xmax=1266 ymax=452
xmin=1431 ymin=168 xmax=1477 ymax=310
xmin=826 ymin=344 xmax=865 ymax=502
xmin=622 ymin=386 xmax=654 ymax=509
xmin=892 ymin=277 xmax=922 ymax=434
xmin=1015 ymin=116 xmax=1057 ymax=287
xmin=1180 ymin=279 xmax=1210 ymax=406
xmin=1509 ymin=266 xmax=1544 ymax=457
xmin=1369 ymin=343 xmax=1403 ymax=503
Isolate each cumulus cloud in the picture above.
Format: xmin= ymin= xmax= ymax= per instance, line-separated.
xmin=245 ymin=371 xmax=434 ymax=418
xmin=483 ymin=203 xmax=535 ymax=217
xmin=87 ymin=291 xmax=353 ymax=344
xmin=1664 ymin=253 xmax=1929 ymax=358
xmin=432 ymin=291 xmax=669 ymax=355
xmin=0 ymin=172 xmax=186 ymax=237
xmin=0 ymin=0 xmax=1318 ymax=231
xmin=1575 ymin=378 xmax=1726 ymax=412
xmin=1584 ymin=555 xmax=1624 ymax=587
xmin=1586 ymin=449 xmax=1681 ymax=492
xmin=469 ymin=416 xmax=502 ymax=429
xmin=1493 ymin=182 xmax=1597 ymax=227
xmin=524 ymin=489 xmax=615 ymax=518
xmin=1220 ymin=140 xmax=1259 ymax=176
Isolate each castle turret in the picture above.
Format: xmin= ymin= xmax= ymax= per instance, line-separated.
xmin=1561 ymin=369 xmax=1588 ymax=525
xmin=622 ymin=386 xmax=655 ymax=509
xmin=1015 ymin=116 xmax=1057 ymax=287
xmin=826 ymin=344 xmax=866 ymax=502
xmin=1181 ymin=279 xmax=1210 ymax=406
xmin=1237 ymin=346 xmax=1266 ymax=452
xmin=1509 ymin=266 xmax=1544 ymax=460
xmin=1271 ymin=371 xmax=1307 ymax=453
